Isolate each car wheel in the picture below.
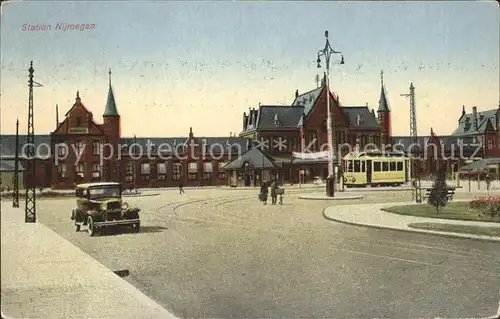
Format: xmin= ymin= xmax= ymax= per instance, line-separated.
xmin=132 ymin=223 xmax=140 ymax=233
xmin=87 ymin=217 xmax=95 ymax=237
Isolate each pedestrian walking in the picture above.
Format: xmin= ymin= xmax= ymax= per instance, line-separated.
xmin=179 ymin=183 xmax=185 ymax=194
xmin=259 ymin=181 xmax=269 ymax=205
xmin=486 ymin=173 xmax=491 ymax=191
xmin=270 ymin=180 xmax=278 ymax=205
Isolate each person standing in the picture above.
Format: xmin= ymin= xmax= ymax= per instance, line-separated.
xmin=270 ymin=180 xmax=278 ymax=205
xmin=179 ymin=182 xmax=185 ymax=194
xmin=260 ymin=181 xmax=269 ymax=205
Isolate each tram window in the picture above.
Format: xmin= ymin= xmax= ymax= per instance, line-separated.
xmin=347 ymin=161 xmax=353 ymax=172
xmin=382 ymin=162 xmax=389 ymax=171
xmin=374 ymin=162 xmax=381 ymax=172
xmin=354 ymin=160 xmax=361 ymax=172
xmin=397 ymin=162 xmax=403 ymax=171
xmin=390 ymin=162 xmax=396 ymax=171
xmin=361 ymin=161 xmax=366 ymax=172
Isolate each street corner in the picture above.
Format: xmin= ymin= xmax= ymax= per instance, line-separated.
xmin=297 ymin=193 xmax=364 ymax=200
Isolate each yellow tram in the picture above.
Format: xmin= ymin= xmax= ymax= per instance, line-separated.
xmin=342 ymin=151 xmax=410 ymax=187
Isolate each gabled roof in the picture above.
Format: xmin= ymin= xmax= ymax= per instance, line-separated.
xmin=64 ymin=91 xmax=92 ymax=116
xmin=57 ymin=92 xmax=104 ymax=134
xmin=343 ymin=106 xmax=379 ymax=129
xmin=256 ymin=105 xmax=304 ymax=129
xmin=0 ymin=159 xmax=25 ymax=172
xmin=452 ymin=108 xmax=499 ymax=136
xmin=222 ymin=147 xmax=278 ymax=170
xmin=293 ymin=86 xmax=324 ymax=126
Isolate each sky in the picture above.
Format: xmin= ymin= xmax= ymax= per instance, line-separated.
xmin=1 ymin=0 xmax=499 ymax=137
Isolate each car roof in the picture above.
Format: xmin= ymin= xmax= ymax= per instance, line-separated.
xmin=75 ymin=182 xmax=121 ymax=189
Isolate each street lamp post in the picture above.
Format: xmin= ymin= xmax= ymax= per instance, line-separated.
xmin=317 ymin=30 xmax=344 ymax=197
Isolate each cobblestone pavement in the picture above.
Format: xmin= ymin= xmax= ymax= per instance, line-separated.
xmin=34 ymin=188 xmax=500 ymax=318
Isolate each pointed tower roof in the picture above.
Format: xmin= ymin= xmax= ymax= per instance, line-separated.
xmin=377 ymin=70 xmax=391 ymax=112
xmin=103 ymin=69 xmax=119 ymax=117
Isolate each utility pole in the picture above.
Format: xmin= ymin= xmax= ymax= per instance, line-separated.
xmin=133 ymin=135 xmax=137 ymax=190
xmin=317 ymin=30 xmax=345 ymax=197
xmin=401 ymin=83 xmax=421 ymax=203
xmin=13 ymin=118 xmax=20 ymax=208
xmin=25 ymin=61 xmax=43 ymax=222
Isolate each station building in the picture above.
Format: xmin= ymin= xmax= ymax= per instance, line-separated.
xmin=234 ymin=73 xmax=391 ymax=184
xmin=0 ymin=70 xmax=248 ymax=189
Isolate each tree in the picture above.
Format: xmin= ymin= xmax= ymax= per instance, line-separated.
xmin=427 ymin=165 xmax=448 ymax=214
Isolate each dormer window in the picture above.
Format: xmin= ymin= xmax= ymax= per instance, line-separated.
xmin=464 ymin=118 xmax=471 ymax=132
xmin=273 ymin=113 xmax=280 ymax=126
xmin=356 ymin=114 xmax=361 ymax=126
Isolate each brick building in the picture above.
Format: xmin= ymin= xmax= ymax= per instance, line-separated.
xmin=238 ymin=72 xmax=392 ymax=183
xmin=427 ymin=104 xmax=500 ymax=177
xmin=0 ymin=70 xmax=248 ymax=189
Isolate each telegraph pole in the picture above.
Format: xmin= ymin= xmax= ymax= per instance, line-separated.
xmin=401 ymin=83 xmax=421 ymax=203
xmin=13 ymin=118 xmax=20 ymax=208
xmin=25 ymin=61 xmax=43 ymax=222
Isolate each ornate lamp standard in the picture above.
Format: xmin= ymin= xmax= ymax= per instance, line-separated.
xmin=317 ymin=30 xmax=344 ymax=197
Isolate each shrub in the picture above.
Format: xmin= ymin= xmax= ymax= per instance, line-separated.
xmin=427 ymin=167 xmax=448 ymax=214
xmin=469 ymin=196 xmax=500 ymax=218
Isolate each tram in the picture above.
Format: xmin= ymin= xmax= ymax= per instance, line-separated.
xmin=342 ymin=151 xmax=410 ymax=187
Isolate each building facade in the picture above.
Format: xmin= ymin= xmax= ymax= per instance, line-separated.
xmin=0 ymin=70 xmax=249 ymax=189
xmin=239 ymin=72 xmax=392 ymax=183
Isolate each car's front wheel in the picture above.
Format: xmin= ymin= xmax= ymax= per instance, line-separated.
xmin=87 ymin=216 xmax=95 ymax=237
xmin=132 ymin=222 xmax=140 ymax=233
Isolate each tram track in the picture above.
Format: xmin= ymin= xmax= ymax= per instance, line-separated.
xmin=147 ymin=189 xmax=500 ymax=270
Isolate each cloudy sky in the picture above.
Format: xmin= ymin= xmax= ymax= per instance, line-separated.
xmin=1 ymin=1 xmax=498 ymax=137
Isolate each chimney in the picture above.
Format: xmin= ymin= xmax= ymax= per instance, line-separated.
xmin=75 ymin=91 xmax=81 ymax=105
xmin=472 ymin=106 xmax=478 ymax=130
xmin=295 ymin=89 xmax=299 ymax=98
xmin=462 ymin=105 xmax=466 ymax=117
xmin=55 ymin=104 xmax=59 ymax=127
xmin=243 ymin=112 xmax=247 ymax=130
xmin=189 ymin=127 xmax=193 ymax=138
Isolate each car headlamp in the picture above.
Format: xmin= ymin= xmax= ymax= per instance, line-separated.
xmin=121 ymin=202 xmax=129 ymax=210
xmin=100 ymin=202 xmax=107 ymax=211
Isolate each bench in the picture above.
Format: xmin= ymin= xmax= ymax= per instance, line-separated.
xmin=423 ymin=187 xmax=455 ymax=202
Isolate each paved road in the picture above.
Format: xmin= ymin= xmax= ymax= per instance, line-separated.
xmin=36 ymin=188 xmax=500 ymax=318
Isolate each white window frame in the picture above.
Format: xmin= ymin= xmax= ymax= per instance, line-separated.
xmin=141 ymin=163 xmax=151 ymax=175
xmin=188 ymin=162 xmax=198 ymax=173
xmin=157 ymin=162 xmax=167 ymax=175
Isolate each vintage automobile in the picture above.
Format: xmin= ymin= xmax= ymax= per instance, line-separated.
xmin=70 ymin=182 xmax=141 ymax=236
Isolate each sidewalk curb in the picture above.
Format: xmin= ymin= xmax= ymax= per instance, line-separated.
xmin=322 ymin=207 xmax=500 ymax=244
xmin=38 ymin=222 xmax=179 ymax=318
xmin=1 ymin=209 xmax=180 ymax=319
